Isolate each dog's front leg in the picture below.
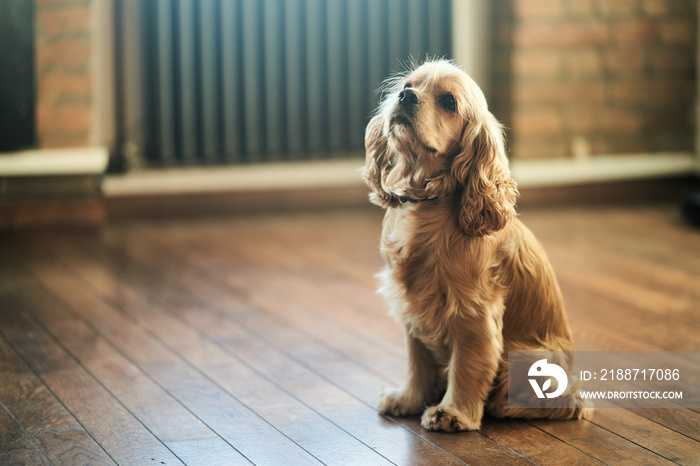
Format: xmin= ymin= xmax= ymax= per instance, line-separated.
xmin=378 ymin=326 xmax=438 ymax=416
xmin=421 ymin=309 xmax=503 ymax=431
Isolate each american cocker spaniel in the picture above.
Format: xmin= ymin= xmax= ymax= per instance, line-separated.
xmin=362 ymin=60 xmax=592 ymax=431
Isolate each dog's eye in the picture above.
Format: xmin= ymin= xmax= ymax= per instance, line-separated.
xmin=403 ymin=83 xmax=412 ymax=89
xmin=438 ymin=94 xmax=456 ymax=113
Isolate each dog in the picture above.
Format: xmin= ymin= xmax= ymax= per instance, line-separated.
xmin=362 ymin=60 xmax=591 ymax=431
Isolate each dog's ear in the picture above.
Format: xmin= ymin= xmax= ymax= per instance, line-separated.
xmin=361 ymin=114 xmax=397 ymax=208
xmin=452 ymin=112 xmax=518 ymax=237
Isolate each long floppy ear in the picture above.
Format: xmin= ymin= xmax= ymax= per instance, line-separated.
xmin=452 ymin=112 xmax=518 ymax=236
xmin=360 ymin=114 xmax=397 ymax=208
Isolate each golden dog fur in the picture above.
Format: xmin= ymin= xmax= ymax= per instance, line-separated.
xmin=362 ymin=60 xmax=592 ymax=431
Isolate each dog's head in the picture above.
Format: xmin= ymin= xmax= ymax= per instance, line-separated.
xmin=362 ymin=60 xmax=518 ymax=237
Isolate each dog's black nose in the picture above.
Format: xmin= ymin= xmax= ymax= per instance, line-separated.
xmin=398 ymin=88 xmax=421 ymax=106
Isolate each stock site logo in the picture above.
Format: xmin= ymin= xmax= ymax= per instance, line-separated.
xmin=528 ymin=359 xmax=568 ymax=399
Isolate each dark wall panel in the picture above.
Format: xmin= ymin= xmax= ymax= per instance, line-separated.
xmin=0 ymin=0 xmax=35 ymax=152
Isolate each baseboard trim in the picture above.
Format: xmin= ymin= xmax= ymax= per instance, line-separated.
xmin=511 ymin=152 xmax=698 ymax=188
xmin=3 ymin=152 xmax=697 ymax=226
xmin=103 ymin=158 xmax=366 ymax=197
xmin=103 ymin=153 xmax=700 ymax=198
xmin=0 ymin=146 xmax=110 ymax=177
xmin=517 ymin=175 xmax=698 ymax=208
xmin=0 ymin=147 xmax=108 ymax=229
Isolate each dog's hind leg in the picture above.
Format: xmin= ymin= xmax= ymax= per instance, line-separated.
xmin=486 ymin=347 xmax=594 ymax=421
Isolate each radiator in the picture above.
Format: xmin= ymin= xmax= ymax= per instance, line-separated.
xmin=114 ymin=0 xmax=452 ymax=167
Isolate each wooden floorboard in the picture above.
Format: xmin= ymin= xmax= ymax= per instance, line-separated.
xmin=1 ymin=203 xmax=699 ymax=465
xmin=92 ymin=224 xmax=591 ymax=465
xmin=0 ymin=327 xmax=116 ymax=466
xmin=43 ymin=227 xmax=473 ymax=464
xmin=20 ymin=257 xmax=325 ymax=465
xmin=0 ymin=400 xmax=52 ymax=466
xmin=0 ymin=290 xmax=185 ymax=465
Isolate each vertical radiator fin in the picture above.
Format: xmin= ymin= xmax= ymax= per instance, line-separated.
xmin=177 ymin=0 xmax=198 ymax=164
xmin=115 ymin=0 xmax=452 ymax=166
xmin=199 ymin=0 xmax=222 ymax=163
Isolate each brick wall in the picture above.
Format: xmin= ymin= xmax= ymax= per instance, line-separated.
xmin=491 ymin=0 xmax=697 ymax=160
xmin=34 ymin=0 xmax=93 ymax=148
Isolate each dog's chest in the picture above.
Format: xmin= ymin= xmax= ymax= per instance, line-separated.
xmin=380 ymin=206 xmax=458 ymax=337
xmin=380 ymin=207 xmax=413 ymax=264
xmin=381 ymin=205 xmax=447 ymax=265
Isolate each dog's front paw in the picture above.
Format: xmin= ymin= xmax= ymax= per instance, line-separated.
xmin=378 ymin=388 xmax=424 ymax=417
xmin=421 ymin=406 xmax=480 ymax=432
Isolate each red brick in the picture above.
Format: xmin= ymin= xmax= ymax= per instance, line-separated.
xmin=37 ymin=5 xmax=91 ymax=39
xmin=598 ymin=0 xmax=640 ymax=17
xmin=605 ymin=136 xmax=653 ymax=153
xmin=512 ymin=50 xmax=562 ymax=79
xmin=36 ymin=102 xmax=92 ymax=134
xmin=563 ymin=106 xmax=599 ymax=133
xmin=652 ymin=131 xmax=694 ymax=151
xmin=38 ymin=130 xmax=90 ymax=149
xmin=495 ymin=0 xmax=696 ymax=161
xmin=514 ymin=81 xmax=605 ymax=105
xmin=513 ymin=21 xmax=610 ymax=47
xmin=663 ymin=0 xmax=697 ymax=16
xmin=612 ymin=79 xmax=695 ymax=104
xmin=602 ymin=108 xmax=641 ymax=132
xmin=563 ymin=49 xmax=603 ymax=79
xmin=605 ymin=47 xmax=646 ymax=74
xmin=513 ymin=83 xmax=565 ymax=105
xmin=513 ymin=0 xmax=563 ymax=21
xmin=35 ymin=38 xmax=91 ymax=72
xmin=567 ymin=82 xmax=607 ymax=102
xmin=644 ymin=104 xmax=693 ymax=128
xmin=38 ymin=71 xmax=91 ymax=100
xmin=567 ymin=0 xmax=596 ymax=18
xmin=510 ymin=137 xmax=567 ymax=160
xmin=612 ymin=19 xmax=657 ymax=43
xmin=651 ymin=48 xmax=695 ymax=73
xmin=658 ymin=19 xmax=696 ymax=44
xmin=512 ymin=23 xmax=561 ymax=48
xmin=658 ymin=80 xmax=695 ymax=101
xmin=513 ymin=108 xmax=563 ymax=136
xmin=560 ymin=21 xmax=611 ymax=46
xmin=641 ymin=0 xmax=669 ymax=17
xmin=611 ymin=80 xmax=654 ymax=103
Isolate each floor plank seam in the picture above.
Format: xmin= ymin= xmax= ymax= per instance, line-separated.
xmin=135 ymin=228 xmax=412 ymax=387
xmin=136 ymin=225 xmax=408 ymax=361
xmin=587 ymin=418 xmax=684 ymax=465
xmin=0 ymin=395 xmax=56 ymax=466
xmin=58 ymin=251 xmax=448 ymax=466
xmin=526 ymin=420 xmax=610 ymax=466
xmin=63 ymin=232 xmax=472 ymax=466
xmin=627 ymin=409 xmax=700 ymax=443
xmin=0 ymin=329 xmax=118 ymax=466
xmin=41 ymin=256 xmax=327 ymax=466
xmin=115 ymin=224 xmax=620 ymax=465
xmin=27 ymin=268 xmax=257 ymax=465
xmin=3 ymin=205 xmax=697 ymax=465
xmin=18 ymin=296 xmax=189 ymax=466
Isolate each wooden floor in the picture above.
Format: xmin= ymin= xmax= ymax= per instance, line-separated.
xmin=0 ymin=203 xmax=698 ymax=465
